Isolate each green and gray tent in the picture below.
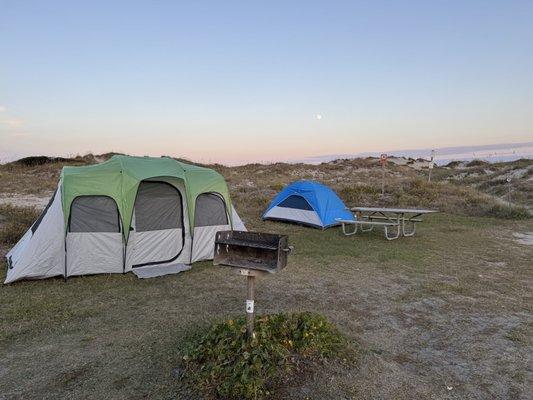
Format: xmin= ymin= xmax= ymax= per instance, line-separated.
xmin=5 ymin=155 xmax=246 ymax=283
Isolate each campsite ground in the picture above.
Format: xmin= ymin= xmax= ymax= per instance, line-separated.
xmin=0 ymin=157 xmax=532 ymax=399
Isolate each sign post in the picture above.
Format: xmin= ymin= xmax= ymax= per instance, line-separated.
xmin=506 ymin=177 xmax=512 ymax=206
xmin=380 ymin=154 xmax=388 ymax=196
xmin=428 ymin=150 xmax=435 ymax=182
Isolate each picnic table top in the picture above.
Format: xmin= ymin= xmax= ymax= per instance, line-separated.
xmin=336 ymin=218 xmax=399 ymax=226
xmin=350 ymin=207 xmax=438 ymax=214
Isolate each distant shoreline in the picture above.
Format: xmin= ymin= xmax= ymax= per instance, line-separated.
xmin=297 ymin=142 xmax=533 ymax=166
xmin=1 ymin=141 xmax=532 ymax=167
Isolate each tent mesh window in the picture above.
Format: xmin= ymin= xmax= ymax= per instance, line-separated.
xmin=69 ymin=196 xmax=120 ymax=233
xmin=134 ymin=181 xmax=183 ymax=232
xmin=194 ymin=193 xmax=228 ymax=227
xmin=277 ymin=195 xmax=314 ymax=210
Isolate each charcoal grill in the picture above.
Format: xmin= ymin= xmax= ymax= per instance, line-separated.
xmin=213 ymin=230 xmax=293 ymax=338
xmin=213 ymin=230 xmax=292 ymax=273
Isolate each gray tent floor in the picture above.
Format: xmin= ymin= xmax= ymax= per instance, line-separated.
xmin=132 ymin=263 xmax=191 ymax=279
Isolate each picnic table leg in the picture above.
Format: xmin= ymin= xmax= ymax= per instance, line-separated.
xmin=384 ymin=214 xmax=401 ymax=240
xmin=384 ymin=225 xmax=400 ymax=240
xmin=361 ymin=223 xmax=374 ymax=232
xmin=401 ymin=219 xmax=417 ymax=236
xmin=341 ymin=221 xmax=358 ymax=236
xmin=360 ymin=214 xmax=374 ymax=232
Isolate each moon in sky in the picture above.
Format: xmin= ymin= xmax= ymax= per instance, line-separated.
xmin=316 ymin=114 xmax=323 ymax=120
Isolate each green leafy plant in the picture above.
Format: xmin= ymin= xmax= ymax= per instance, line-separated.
xmin=181 ymin=312 xmax=349 ymax=399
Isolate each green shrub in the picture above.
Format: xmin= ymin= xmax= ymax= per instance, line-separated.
xmin=385 ymin=179 xmax=531 ymax=219
xmin=485 ymin=203 xmax=530 ymax=219
xmin=269 ymin=183 xmax=284 ymax=192
xmin=466 ymin=159 xmax=489 ymax=167
xmin=181 ymin=312 xmax=349 ymax=399
xmin=339 ymin=184 xmax=380 ymax=205
xmin=404 ymin=179 xmax=440 ymax=203
xmin=0 ymin=204 xmax=39 ymax=245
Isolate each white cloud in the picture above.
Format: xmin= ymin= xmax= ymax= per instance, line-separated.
xmin=0 ymin=118 xmax=24 ymax=128
xmin=7 ymin=131 xmax=31 ymax=138
xmin=0 ymin=106 xmax=6 ymax=112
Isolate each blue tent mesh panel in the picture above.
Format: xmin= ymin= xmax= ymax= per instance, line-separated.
xmin=277 ymin=195 xmax=313 ymax=210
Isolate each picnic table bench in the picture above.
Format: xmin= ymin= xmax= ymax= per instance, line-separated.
xmin=336 ymin=207 xmax=438 ymax=240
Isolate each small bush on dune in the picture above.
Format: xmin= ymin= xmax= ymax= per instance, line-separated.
xmin=234 ymin=191 xmax=271 ymax=211
xmin=181 ymin=312 xmax=351 ymax=399
xmin=269 ymin=183 xmax=285 ymax=192
xmin=484 ymin=203 xmax=530 ymax=220
xmin=404 ymin=179 xmax=440 ymax=203
xmin=445 ymin=160 xmax=463 ymax=168
xmin=11 ymin=156 xmax=69 ymax=167
xmin=466 ymin=159 xmax=489 ymax=167
xmin=339 ymin=184 xmax=381 ymax=206
xmin=6 ymin=155 xmax=93 ymax=168
xmin=0 ymin=204 xmax=39 ymax=245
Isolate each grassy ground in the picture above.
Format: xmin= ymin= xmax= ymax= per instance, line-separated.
xmin=1 ymin=211 xmax=532 ymax=399
xmin=0 ymin=157 xmax=532 ymax=399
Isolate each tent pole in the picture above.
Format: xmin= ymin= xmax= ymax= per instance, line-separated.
xmin=63 ymin=235 xmax=68 ymax=282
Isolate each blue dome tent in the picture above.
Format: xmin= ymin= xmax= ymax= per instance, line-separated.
xmin=262 ymin=181 xmax=355 ymax=229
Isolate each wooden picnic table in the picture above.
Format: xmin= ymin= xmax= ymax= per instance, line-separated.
xmin=336 ymin=207 xmax=438 ymax=240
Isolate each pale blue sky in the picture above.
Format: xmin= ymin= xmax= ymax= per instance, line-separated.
xmin=1 ymin=0 xmax=532 ymax=164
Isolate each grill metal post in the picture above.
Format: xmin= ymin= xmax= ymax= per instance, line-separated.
xmin=246 ymin=275 xmax=255 ymax=338
xmin=237 ymin=268 xmax=266 ymax=339
xmin=213 ymin=231 xmax=293 ymax=340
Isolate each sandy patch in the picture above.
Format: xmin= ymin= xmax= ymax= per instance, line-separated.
xmin=508 ymin=168 xmax=530 ymax=180
xmin=513 ymin=232 xmax=533 ymax=245
xmin=0 ymin=193 xmax=51 ymax=209
xmin=388 ymin=157 xmax=409 ymax=166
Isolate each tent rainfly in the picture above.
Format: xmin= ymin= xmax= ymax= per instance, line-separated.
xmin=262 ymin=180 xmax=354 ymax=229
xmin=5 ymin=155 xmax=246 ymax=284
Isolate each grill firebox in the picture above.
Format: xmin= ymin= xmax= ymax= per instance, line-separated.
xmin=213 ymin=231 xmax=291 ymax=273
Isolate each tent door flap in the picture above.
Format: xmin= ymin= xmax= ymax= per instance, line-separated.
xmin=129 ymin=181 xmax=185 ymax=268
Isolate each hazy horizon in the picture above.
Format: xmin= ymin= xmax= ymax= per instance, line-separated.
xmin=1 ymin=141 xmax=531 ymax=167
xmin=1 ymin=1 xmax=532 ymax=164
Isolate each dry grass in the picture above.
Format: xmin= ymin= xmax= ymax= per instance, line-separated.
xmin=223 ymin=158 xmax=531 ymax=221
xmin=0 ymin=154 xmax=100 ymax=196
xmin=0 ymin=204 xmax=39 ymax=245
xmin=2 ymin=154 xmax=530 ymax=215
xmin=0 ymin=155 xmax=532 ymax=399
xmin=1 ymin=162 xmax=67 ymax=196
